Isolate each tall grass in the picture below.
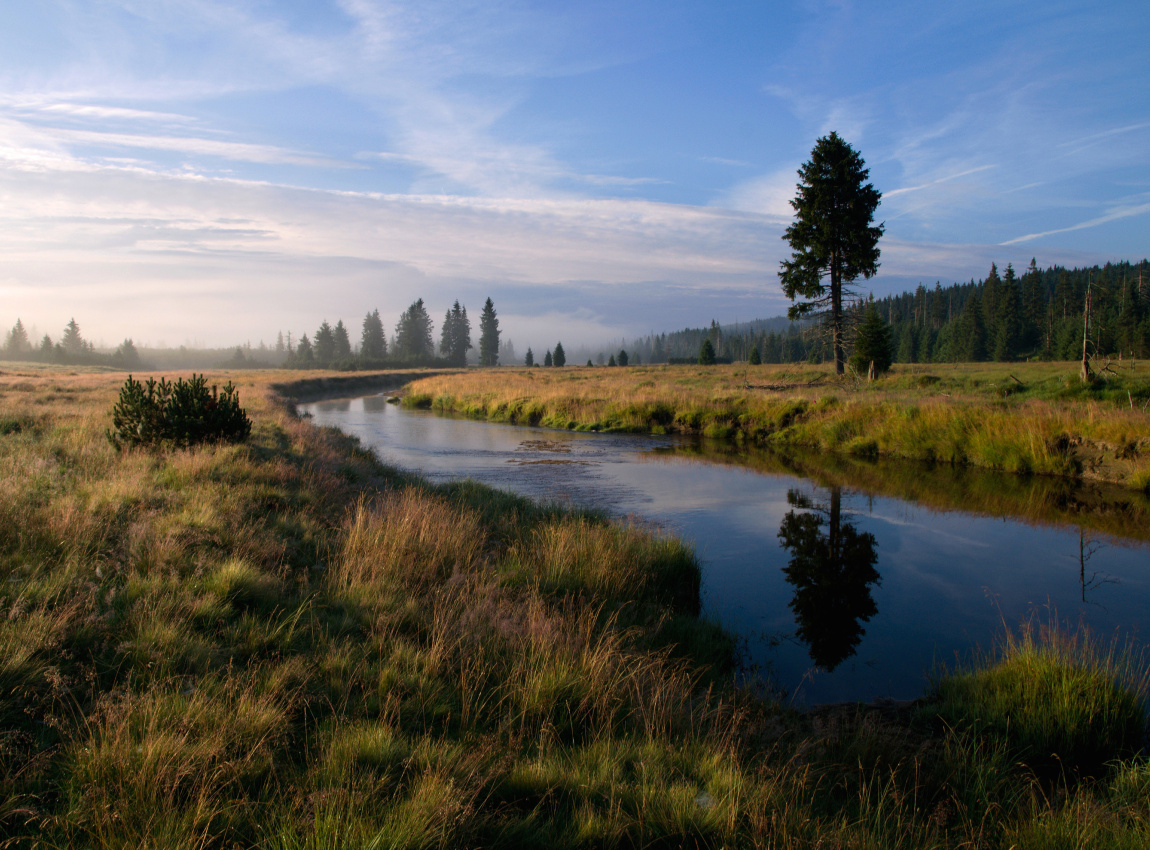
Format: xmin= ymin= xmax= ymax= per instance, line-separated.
xmin=929 ymin=616 xmax=1149 ymax=779
xmin=404 ymin=362 xmax=1150 ymax=489
xmin=2 ymin=363 xmax=1150 ymax=847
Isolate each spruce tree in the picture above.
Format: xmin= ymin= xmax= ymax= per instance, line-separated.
xmin=779 ymin=132 xmax=884 ymax=375
xmin=748 ymin=344 xmax=762 ymax=365
xmin=543 ymin=350 xmax=553 ymax=367
xmin=981 ymin=263 xmax=1002 ymax=330
xmin=524 ymin=348 xmax=534 ymax=367
xmin=61 ymin=319 xmax=84 ymax=356
xmin=698 ymin=338 xmax=716 ymax=365
xmin=394 ymin=299 xmax=434 ymax=361
xmin=478 ymin=298 xmax=500 ymax=367
xmin=992 ymin=263 xmax=1023 ymax=361
xmin=553 ymin=342 xmax=566 ymax=367
xmin=617 ymin=349 xmax=628 ymax=366
xmin=333 ymin=320 xmax=352 ymax=361
xmin=5 ymin=319 xmax=30 ymax=357
xmin=957 ymin=291 xmax=987 ymax=362
xmin=1021 ymin=258 xmax=1045 ymax=351
xmin=439 ymin=301 xmax=472 ymax=366
xmin=586 ymin=359 xmax=593 ymax=367
xmin=361 ymin=310 xmax=387 ymax=360
xmin=849 ymin=305 xmax=893 ymax=377
xmin=295 ymin=333 xmax=314 ymax=365
xmin=607 ymin=354 xmax=616 ymax=367
xmin=314 ymin=320 xmax=335 ymax=366
xmin=114 ymin=338 xmax=141 ymax=369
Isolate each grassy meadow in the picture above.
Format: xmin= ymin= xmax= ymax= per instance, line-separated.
xmin=403 ymin=361 xmax=1150 ymax=491
xmin=3 ymin=362 xmax=1150 ymax=847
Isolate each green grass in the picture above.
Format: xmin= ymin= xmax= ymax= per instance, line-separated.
xmin=929 ymin=616 xmax=1148 ymax=780
xmin=2 ymin=365 xmax=1150 ymax=848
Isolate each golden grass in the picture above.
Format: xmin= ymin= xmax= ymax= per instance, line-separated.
xmin=404 ymin=361 xmax=1150 ymax=488
xmin=2 ymin=363 xmax=1149 ymax=848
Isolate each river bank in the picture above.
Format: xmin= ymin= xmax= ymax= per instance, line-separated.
xmin=402 ymin=362 xmax=1150 ymax=491
xmin=2 ymin=364 xmax=1149 ymax=847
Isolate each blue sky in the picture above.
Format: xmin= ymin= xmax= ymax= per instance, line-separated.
xmin=1 ymin=0 xmax=1146 ymax=350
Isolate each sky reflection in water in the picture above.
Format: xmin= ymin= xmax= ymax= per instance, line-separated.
xmin=301 ymin=395 xmax=1150 ymax=705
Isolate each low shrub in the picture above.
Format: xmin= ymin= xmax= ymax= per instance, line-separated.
xmin=107 ymin=373 xmax=252 ymax=449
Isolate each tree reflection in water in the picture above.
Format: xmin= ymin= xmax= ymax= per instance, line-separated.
xmin=778 ymin=486 xmax=881 ymax=671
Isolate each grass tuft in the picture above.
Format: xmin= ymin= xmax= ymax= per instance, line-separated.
xmin=928 ymin=615 xmax=1149 ymax=779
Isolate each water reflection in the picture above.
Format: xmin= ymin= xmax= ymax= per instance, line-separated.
xmin=778 ymin=487 xmax=881 ymax=671
xmin=297 ymin=396 xmax=1150 ymax=704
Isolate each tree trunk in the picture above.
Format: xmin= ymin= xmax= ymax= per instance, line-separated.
xmin=1080 ymin=278 xmax=1092 ymax=382
xmin=831 ymin=263 xmax=844 ymax=375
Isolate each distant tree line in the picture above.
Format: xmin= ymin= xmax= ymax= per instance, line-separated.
xmin=2 ymin=318 xmax=144 ymax=369
xmin=586 ymin=259 xmax=1150 ymax=368
xmin=871 ymin=259 xmax=1149 ymax=364
xmin=281 ymin=297 xmax=502 ymax=370
xmin=8 ymin=260 xmax=1146 ymax=373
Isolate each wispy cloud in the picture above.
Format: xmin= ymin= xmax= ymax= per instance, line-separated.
xmin=1000 ymin=200 xmax=1150 ymax=246
xmin=884 ymin=165 xmax=997 ymax=199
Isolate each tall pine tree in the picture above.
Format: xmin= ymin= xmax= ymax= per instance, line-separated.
xmin=439 ymin=301 xmax=472 ymax=366
xmin=333 ymin=320 xmax=352 ymax=361
xmin=394 ymin=299 xmax=434 ymax=361
xmin=361 ymin=310 xmax=387 ymax=360
xmin=478 ymin=298 xmax=500 ymax=367
xmin=779 ymin=132 xmax=884 ymax=374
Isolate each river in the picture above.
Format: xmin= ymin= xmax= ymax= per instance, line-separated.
xmin=300 ymin=393 xmax=1150 ymax=706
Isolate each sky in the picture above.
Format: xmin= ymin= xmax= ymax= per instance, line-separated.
xmin=1 ymin=0 xmax=1147 ymax=352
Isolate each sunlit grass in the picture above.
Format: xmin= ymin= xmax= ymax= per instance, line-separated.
xmin=2 ymin=364 xmax=1150 ymax=847
xmin=405 ymin=361 xmax=1150 ymax=489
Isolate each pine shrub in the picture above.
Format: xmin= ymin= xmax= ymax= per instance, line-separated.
xmin=108 ymin=374 xmax=252 ymax=449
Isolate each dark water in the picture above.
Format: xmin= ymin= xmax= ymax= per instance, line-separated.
xmin=300 ymin=394 xmax=1150 ymax=705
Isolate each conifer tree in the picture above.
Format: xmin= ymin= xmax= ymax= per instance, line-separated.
xmin=957 ymin=291 xmax=987 ymax=362
xmin=617 ymin=349 xmax=628 ymax=366
xmin=314 ymin=320 xmax=335 ymax=366
xmin=992 ymin=263 xmax=1022 ymax=361
xmin=553 ymin=342 xmax=566 ymax=367
xmin=586 ymin=359 xmax=593 ymax=367
xmin=394 ymin=299 xmax=434 ymax=361
xmin=698 ymin=338 xmax=716 ymax=365
xmin=524 ymin=348 xmax=534 ymax=367
xmin=849 ymin=305 xmax=893 ymax=377
xmin=607 ymin=354 xmax=616 ymax=367
xmin=478 ymin=298 xmax=500 ymax=366
xmin=748 ymin=344 xmax=762 ymax=365
xmin=439 ymin=301 xmax=472 ymax=367
xmin=779 ymin=132 xmax=884 ymax=374
xmin=981 ymin=263 xmax=1002 ymax=329
xmin=361 ymin=310 xmax=386 ymax=360
xmin=61 ymin=318 xmax=84 ymax=356
xmin=543 ymin=350 xmax=553 ymax=367
xmin=295 ymin=333 xmax=314 ymax=365
xmin=1054 ymin=271 xmax=1074 ymax=320
xmin=333 ymin=320 xmax=352 ymax=361
xmin=114 ymin=338 xmax=141 ymax=369
xmin=1021 ymin=258 xmax=1045 ymax=351
xmin=5 ymin=319 xmax=30 ymax=357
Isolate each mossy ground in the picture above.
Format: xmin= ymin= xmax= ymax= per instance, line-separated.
xmin=2 ymin=364 xmax=1149 ymax=848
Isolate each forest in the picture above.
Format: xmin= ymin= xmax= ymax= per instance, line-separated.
xmin=610 ymin=260 xmax=1150 ymax=367
xmin=4 ymin=260 xmax=1147 ymax=371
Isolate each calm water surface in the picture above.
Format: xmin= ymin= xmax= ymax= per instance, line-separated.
xmin=301 ymin=394 xmax=1150 ymax=705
